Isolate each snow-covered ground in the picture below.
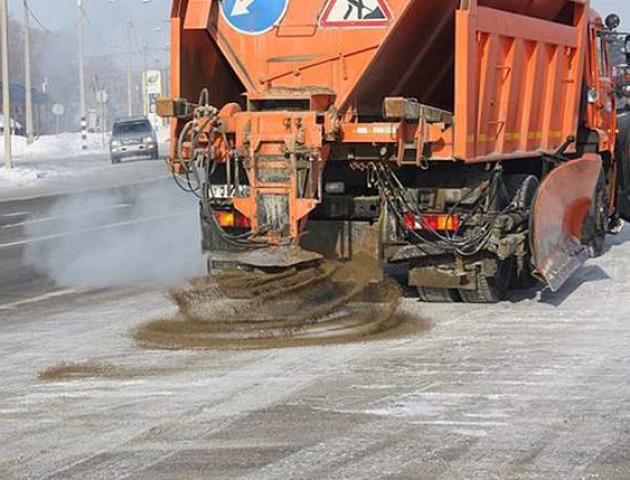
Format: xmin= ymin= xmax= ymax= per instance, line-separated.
xmin=2 ymin=228 xmax=630 ymax=478
xmin=0 ymin=133 xmax=110 ymax=188
xmin=0 ymin=127 xmax=171 ymax=194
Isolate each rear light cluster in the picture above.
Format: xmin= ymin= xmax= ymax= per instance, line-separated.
xmin=403 ymin=213 xmax=461 ymax=232
xmin=214 ymin=210 xmax=251 ymax=229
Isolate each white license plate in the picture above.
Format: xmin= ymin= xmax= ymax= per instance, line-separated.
xmin=209 ymin=185 xmax=250 ymax=199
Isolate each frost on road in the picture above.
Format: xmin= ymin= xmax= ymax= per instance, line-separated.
xmin=1 ymin=226 xmax=630 ymax=478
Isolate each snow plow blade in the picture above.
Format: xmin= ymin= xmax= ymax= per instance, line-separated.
xmin=531 ymin=155 xmax=602 ymax=292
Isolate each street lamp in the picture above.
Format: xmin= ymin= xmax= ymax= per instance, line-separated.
xmin=23 ymin=0 xmax=34 ymax=145
xmin=78 ymin=0 xmax=87 ymax=150
xmin=1 ymin=0 xmax=11 ymax=169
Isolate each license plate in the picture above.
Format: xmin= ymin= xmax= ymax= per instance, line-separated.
xmin=209 ymin=185 xmax=250 ymax=199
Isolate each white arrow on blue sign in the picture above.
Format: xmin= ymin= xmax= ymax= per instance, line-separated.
xmin=221 ymin=0 xmax=290 ymax=35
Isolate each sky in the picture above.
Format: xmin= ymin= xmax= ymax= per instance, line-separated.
xmin=8 ymin=0 xmax=170 ymax=65
xmin=6 ymin=0 xmax=630 ymax=62
xmin=597 ymin=0 xmax=630 ymax=29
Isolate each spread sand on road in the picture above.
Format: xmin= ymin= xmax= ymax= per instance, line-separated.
xmin=133 ymin=256 xmax=420 ymax=350
xmin=38 ymin=361 xmax=150 ymax=381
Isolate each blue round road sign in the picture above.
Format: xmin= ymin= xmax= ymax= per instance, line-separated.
xmin=221 ymin=0 xmax=289 ymax=36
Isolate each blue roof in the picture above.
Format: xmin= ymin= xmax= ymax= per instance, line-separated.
xmin=0 ymin=82 xmax=48 ymax=104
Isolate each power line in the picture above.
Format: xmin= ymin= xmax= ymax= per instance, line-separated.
xmin=128 ymin=18 xmax=161 ymax=67
xmin=25 ymin=3 xmax=80 ymax=35
xmin=25 ymin=3 xmax=166 ymax=55
xmin=85 ymin=46 xmax=168 ymax=60
xmin=80 ymin=5 xmax=125 ymax=50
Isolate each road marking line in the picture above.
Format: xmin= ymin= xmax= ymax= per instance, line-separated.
xmin=1 ymin=203 xmax=132 ymax=230
xmin=3 ymin=211 xmax=30 ymax=218
xmin=412 ymin=420 xmax=510 ymax=427
xmin=0 ymin=288 xmax=84 ymax=311
xmin=0 ymin=174 xmax=170 ymax=203
xmin=0 ymin=211 xmax=186 ymax=250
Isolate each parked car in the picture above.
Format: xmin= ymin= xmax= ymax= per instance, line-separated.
xmin=110 ymin=117 xmax=158 ymax=164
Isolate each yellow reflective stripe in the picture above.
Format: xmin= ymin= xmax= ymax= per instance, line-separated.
xmin=468 ymin=130 xmax=565 ymax=144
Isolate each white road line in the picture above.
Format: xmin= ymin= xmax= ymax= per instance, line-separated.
xmin=1 ymin=203 xmax=132 ymax=230
xmin=0 ymin=174 xmax=170 ymax=203
xmin=0 ymin=211 xmax=185 ymax=250
xmin=0 ymin=288 xmax=84 ymax=311
xmin=412 ymin=420 xmax=510 ymax=427
xmin=2 ymin=211 xmax=30 ymax=218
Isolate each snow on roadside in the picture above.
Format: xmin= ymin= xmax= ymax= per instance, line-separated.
xmin=0 ymin=132 xmax=110 ymax=188
xmin=0 ymin=125 xmax=171 ymax=189
xmin=156 ymin=125 xmax=170 ymax=144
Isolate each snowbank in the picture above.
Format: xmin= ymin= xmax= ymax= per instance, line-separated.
xmin=0 ymin=132 xmax=111 ymax=188
xmin=0 ymin=126 xmax=171 ymax=191
xmin=156 ymin=125 xmax=170 ymax=144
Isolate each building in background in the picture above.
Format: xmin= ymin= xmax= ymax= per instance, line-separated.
xmin=0 ymin=82 xmax=49 ymax=136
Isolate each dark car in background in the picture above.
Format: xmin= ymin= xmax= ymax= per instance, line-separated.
xmin=110 ymin=117 xmax=158 ymax=164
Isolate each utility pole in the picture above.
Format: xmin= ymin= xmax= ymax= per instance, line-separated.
xmin=1 ymin=0 xmax=11 ymax=169
xmin=23 ymin=0 xmax=34 ymax=145
xmin=126 ymin=19 xmax=133 ymax=117
xmin=78 ymin=0 xmax=87 ymax=150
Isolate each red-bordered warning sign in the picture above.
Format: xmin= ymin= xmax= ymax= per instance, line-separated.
xmin=319 ymin=0 xmax=393 ymax=28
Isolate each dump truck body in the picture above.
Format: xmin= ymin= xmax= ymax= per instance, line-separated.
xmin=162 ymin=0 xmax=630 ymax=302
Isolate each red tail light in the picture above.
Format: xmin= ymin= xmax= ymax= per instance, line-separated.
xmin=214 ymin=210 xmax=251 ymax=229
xmin=403 ymin=213 xmax=417 ymax=230
xmin=403 ymin=213 xmax=461 ymax=232
xmin=234 ymin=212 xmax=251 ymax=228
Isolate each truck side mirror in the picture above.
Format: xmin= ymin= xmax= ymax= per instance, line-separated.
xmin=606 ymin=13 xmax=621 ymax=30
xmin=626 ymin=35 xmax=630 ymax=65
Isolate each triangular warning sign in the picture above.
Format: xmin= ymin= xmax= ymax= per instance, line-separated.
xmin=320 ymin=0 xmax=392 ymax=28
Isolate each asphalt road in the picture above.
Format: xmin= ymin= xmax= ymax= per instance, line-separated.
xmin=0 ymin=177 xmax=202 ymax=309
xmin=2 ymin=179 xmax=630 ymax=479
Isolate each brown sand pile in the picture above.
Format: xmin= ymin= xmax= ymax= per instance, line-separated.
xmin=38 ymin=361 xmax=147 ymax=381
xmin=133 ymin=255 xmax=414 ymax=350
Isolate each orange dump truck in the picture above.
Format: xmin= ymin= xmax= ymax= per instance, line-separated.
xmin=160 ymin=0 xmax=630 ymax=302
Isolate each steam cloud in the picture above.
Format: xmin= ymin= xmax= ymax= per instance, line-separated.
xmin=22 ymin=181 xmax=205 ymax=288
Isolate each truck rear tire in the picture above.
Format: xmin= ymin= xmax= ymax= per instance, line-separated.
xmin=417 ymin=287 xmax=460 ymax=303
xmin=459 ymin=258 xmax=513 ymax=303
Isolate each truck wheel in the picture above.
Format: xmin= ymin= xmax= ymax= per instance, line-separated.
xmin=417 ymin=287 xmax=460 ymax=303
xmin=581 ymin=170 xmax=608 ymax=258
xmin=459 ymin=258 xmax=513 ymax=303
xmin=505 ymin=175 xmax=539 ymax=289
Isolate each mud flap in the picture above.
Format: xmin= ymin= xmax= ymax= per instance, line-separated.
xmin=531 ymin=155 xmax=602 ymax=292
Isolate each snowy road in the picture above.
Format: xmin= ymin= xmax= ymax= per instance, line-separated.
xmin=0 ymin=177 xmax=200 ymax=308
xmin=1 ymin=184 xmax=630 ymax=478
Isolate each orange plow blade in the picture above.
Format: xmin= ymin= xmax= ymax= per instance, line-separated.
xmin=531 ymin=155 xmax=602 ymax=292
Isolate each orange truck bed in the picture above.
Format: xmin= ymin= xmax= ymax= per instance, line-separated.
xmin=171 ymin=0 xmax=589 ymax=161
